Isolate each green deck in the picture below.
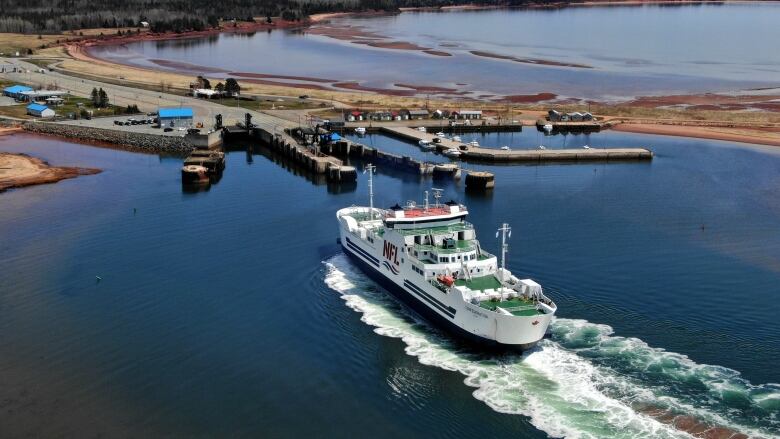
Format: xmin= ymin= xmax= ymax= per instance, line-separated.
xmin=479 ymin=297 xmax=543 ymax=316
xmin=415 ymin=240 xmax=476 ymax=254
xmin=454 ymin=275 xmax=502 ymax=291
xmin=396 ymin=222 xmax=473 ymax=236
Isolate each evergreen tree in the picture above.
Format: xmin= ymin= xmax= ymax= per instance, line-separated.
xmin=224 ymin=78 xmax=240 ymax=96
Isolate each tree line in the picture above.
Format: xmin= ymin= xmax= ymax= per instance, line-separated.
xmin=0 ymin=0 xmax=562 ymax=34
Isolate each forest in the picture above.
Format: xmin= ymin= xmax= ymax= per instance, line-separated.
xmin=0 ymin=0 xmax=550 ymax=34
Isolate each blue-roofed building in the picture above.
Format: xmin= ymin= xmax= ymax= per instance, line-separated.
xmin=3 ymin=85 xmax=33 ymax=100
xmin=26 ymin=103 xmax=55 ymax=118
xmin=158 ymin=107 xmax=194 ymax=128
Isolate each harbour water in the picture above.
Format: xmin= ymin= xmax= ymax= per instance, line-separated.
xmin=1 ymin=131 xmax=779 ymax=438
xmin=89 ymin=3 xmax=780 ymax=100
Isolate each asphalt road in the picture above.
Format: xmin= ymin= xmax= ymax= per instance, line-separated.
xmin=0 ymin=58 xmax=297 ymax=132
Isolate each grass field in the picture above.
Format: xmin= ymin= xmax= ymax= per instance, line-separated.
xmin=0 ymin=94 xmax=134 ymax=119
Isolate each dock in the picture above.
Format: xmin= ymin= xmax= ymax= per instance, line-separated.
xmin=381 ymin=126 xmax=653 ymax=162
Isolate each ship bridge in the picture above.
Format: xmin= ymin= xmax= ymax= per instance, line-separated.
xmin=384 ymin=200 xmax=468 ymax=229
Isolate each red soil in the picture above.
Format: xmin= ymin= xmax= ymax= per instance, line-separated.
xmin=502 ymin=93 xmax=558 ymax=103
xmin=469 ymin=50 xmax=592 ymax=69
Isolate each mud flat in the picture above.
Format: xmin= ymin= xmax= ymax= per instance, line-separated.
xmin=0 ymin=152 xmax=100 ymax=192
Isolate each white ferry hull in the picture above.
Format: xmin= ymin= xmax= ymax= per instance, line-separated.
xmin=339 ymin=228 xmax=554 ymax=349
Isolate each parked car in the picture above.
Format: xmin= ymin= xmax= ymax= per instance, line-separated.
xmin=114 ymin=120 xmax=122 ymax=125
xmin=432 ymin=137 xmax=442 ymax=144
xmin=298 ymin=95 xmax=309 ymax=99
xmin=187 ymin=128 xmax=201 ymax=134
xmin=163 ymin=127 xmax=173 ymax=132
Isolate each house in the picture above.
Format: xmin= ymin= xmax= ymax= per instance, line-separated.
xmin=45 ymin=97 xmax=64 ymax=106
xmin=26 ymin=103 xmax=55 ymax=118
xmin=407 ymin=109 xmax=429 ymax=120
xmin=548 ymin=109 xmax=562 ymax=122
xmin=347 ymin=111 xmax=363 ymax=122
xmin=391 ymin=111 xmax=401 ymax=121
xmin=158 ymin=107 xmax=194 ymax=128
xmin=140 ymin=21 xmax=150 ymax=28
xmin=559 ymin=113 xmax=570 ymax=122
xmin=568 ymin=112 xmax=583 ymax=122
xmin=582 ymin=112 xmax=594 ymax=121
xmin=454 ymin=110 xmax=482 ymax=120
xmin=19 ymin=89 xmax=68 ymax=103
xmin=3 ymin=84 xmax=33 ymax=100
xmin=373 ymin=111 xmax=393 ymax=121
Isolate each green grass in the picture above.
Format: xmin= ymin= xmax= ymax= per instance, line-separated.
xmin=0 ymin=92 xmax=135 ymax=119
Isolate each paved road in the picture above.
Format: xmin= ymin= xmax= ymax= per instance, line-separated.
xmin=0 ymin=58 xmax=297 ymax=133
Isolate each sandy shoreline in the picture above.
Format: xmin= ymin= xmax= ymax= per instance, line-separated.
xmin=0 ymin=152 xmax=101 ymax=193
xmin=612 ymin=123 xmax=780 ymax=147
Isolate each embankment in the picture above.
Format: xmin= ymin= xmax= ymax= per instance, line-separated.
xmin=22 ymin=122 xmax=195 ymax=154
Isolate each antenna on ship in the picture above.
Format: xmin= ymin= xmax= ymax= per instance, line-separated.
xmin=364 ymin=163 xmax=376 ymax=220
xmin=431 ymin=188 xmax=443 ymax=207
xmin=496 ymin=223 xmax=512 ymax=282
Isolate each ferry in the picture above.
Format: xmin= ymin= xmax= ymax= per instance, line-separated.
xmin=336 ymin=170 xmax=556 ymax=349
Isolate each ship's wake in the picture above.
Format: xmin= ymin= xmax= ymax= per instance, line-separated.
xmin=323 ymin=255 xmax=780 ymax=439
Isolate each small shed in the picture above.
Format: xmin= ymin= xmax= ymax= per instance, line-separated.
xmin=455 ymin=110 xmax=482 ymax=120
xmin=548 ymin=109 xmax=562 ymax=122
xmin=348 ymin=111 xmax=363 ymax=122
xmin=158 ymin=107 xmax=194 ymax=128
xmin=26 ymin=103 xmax=55 ymax=118
xmin=568 ymin=112 xmax=583 ymax=122
xmin=3 ymin=85 xmax=33 ymax=99
xmin=582 ymin=112 xmax=594 ymax=121
xmin=408 ymin=109 xmax=429 ymax=120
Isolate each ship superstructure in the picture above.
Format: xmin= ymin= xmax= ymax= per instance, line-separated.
xmin=336 ymin=169 xmax=556 ymax=348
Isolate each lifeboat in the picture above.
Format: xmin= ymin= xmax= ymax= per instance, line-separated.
xmin=437 ymin=274 xmax=455 ymax=287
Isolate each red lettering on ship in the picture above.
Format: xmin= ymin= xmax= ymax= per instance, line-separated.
xmin=383 ymin=242 xmax=400 ymax=266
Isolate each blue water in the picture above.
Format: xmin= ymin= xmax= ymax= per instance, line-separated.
xmin=1 ymin=131 xmax=779 ymax=438
xmin=89 ymin=3 xmax=780 ymax=99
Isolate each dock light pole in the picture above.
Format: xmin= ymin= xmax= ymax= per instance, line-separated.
xmin=364 ymin=164 xmax=376 ymax=220
xmin=497 ymin=223 xmax=512 ymax=281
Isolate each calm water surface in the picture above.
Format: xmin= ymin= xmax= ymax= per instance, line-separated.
xmin=1 ymin=131 xmax=779 ymax=438
xmin=89 ymin=3 xmax=780 ymax=99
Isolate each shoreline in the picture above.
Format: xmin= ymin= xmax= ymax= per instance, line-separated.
xmin=611 ymin=123 xmax=780 ymax=147
xmin=4 ymin=3 xmax=778 ymax=150
xmin=0 ymin=152 xmax=101 ymax=193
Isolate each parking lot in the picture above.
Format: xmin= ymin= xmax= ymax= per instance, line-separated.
xmin=53 ymin=114 xmax=194 ymax=137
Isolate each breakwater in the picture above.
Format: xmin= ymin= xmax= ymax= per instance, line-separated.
xmin=381 ymin=126 xmax=653 ymax=163
xmin=22 ymin=121 xmax=195 ymax=154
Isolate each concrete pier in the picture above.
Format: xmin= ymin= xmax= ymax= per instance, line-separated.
xmin=234 ymin=126 xmax=357 ymax=183
xmin=381 ymin=126 xmax=653 ymax=162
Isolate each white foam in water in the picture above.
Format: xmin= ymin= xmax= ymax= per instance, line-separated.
xmin=323 ymin=255 xmax=780 ymax=439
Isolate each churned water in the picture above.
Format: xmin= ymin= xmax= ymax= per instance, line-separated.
xmin=0 ymin=131 xmax=779 ymax=438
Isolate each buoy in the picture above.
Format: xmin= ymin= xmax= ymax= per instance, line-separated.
xmin=95 ymin=276 xmax=102 ymax=282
